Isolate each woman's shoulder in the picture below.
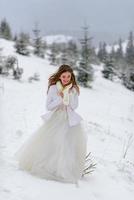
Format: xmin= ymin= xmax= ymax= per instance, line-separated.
xmin=70 ymin=86 xmax=79 ymax=95
xmin=47 ymin=84 xmax=57 ymax=93
xmin=49 ymin=84 xmax=56 ymax=89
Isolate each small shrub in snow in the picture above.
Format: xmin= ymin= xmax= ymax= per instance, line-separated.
xmin=82 ymin=152 xmax=97 ymax=176
xmin=28 ymin=72 xmax=40 ymax=82
xmin=13 ymin=67 xmax=23 ymax=80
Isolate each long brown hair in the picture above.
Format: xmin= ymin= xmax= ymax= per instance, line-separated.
xmin=47 ymin=64 xmax=80 ymax=94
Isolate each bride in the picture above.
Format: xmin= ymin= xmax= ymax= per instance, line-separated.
xmin=15 ymin=64 xmax=88 ymax=185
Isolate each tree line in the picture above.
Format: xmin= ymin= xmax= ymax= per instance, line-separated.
xmin=0 ymin=18 xmax=134 ymax=91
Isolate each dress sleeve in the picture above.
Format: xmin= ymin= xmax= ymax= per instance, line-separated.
xmin=46 ymin=85 xmax=63 ymax=111
xmin=69 ymin=88 xmax=79 ymax=110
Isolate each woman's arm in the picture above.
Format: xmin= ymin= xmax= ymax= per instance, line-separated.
xmin=68 ymin=88 xmax=79 ymax=110
xmin=46 ymin=85 xmax=63 ymax=111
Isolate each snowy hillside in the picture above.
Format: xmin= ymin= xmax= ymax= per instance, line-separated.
xmin=42 ymin=34 xmax=73 ymax=45
xmin=0 ymin=38 xmax=134 ymax=200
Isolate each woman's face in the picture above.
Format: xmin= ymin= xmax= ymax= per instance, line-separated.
xmin=59 ymin=71 xmax=72 ymax=86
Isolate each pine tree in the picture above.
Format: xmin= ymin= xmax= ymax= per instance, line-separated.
xmin=121 ymin=67 xmax=134 ymax=91
xmin=91 ymin=46 xmax=98 ymax=64
xmin=0 ymin=18 xmax=12 ymax=40
xmin=102 ymin=55 xmax=115 ymax=80
xmin=126 ymin=31 xmax=134 ymax=65
xmin=60 ymin=43 xmax=68 ymax=65
xmin=97 ymin=42 xmax=108 ymax=63
xmin=77 ymin=25 xmax=94 ymax=87
xmin=127 ymin=70 xmax=134 ymax=91
xmin=49 ymin=42 xmax=58 ymax=65
xmin=32 ymin=24 xmax=45 ymax=58
xmin=97 ymin=42 xmax=103 ymax=61
xmin=115 ymin=38 xmax=123 ymax=60
xmin=66 ymin=40 xmax=78 ymax=67
xmin=14 ymin=32 xmax=30 ymax=56
xmin=102 ymin=42 xmax=108 ymax=62
xmin=110 ymin=46 xmax=116 ymax=60
xmin=13 ymin=34 xmax=18 ymax=41
xmin=0 ymin=48 xmax=3 ymax=74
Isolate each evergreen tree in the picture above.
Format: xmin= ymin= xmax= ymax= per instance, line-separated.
xmin=102 ymin=42 xmax=108 ymax=62
xmin=32 ymin=24 xmax=45 ymax=58
xmin=127 ymin=70 xmax=134 ymax=91
xmin=66 ymin=40 xmax=78 ymax=67
xmin=0 ymin=18 xmax=12 ymax=40
xmin=113 ymin=38 xmax=125 ymax=79
xmin=97 ymin=42 xmax=108 ymax=62
xmin=121 ymin=67 xmax=134 ymax=91
xmin=14 ymin=32 xmax=30 ymax=56
xmin=97 ymin=42 xmax=103 ymax=61
xmin=49 ymin=42 xmax=58 ymax=65
xmin=102 ymin=56 xmax=115 ymax=80
xmin=0 ymin=48 xmax=3 ymax=74
xmin=115 ymin=38 xmax=123 ymax=60
xmin=60 ymin=43 xmax=68 ymax=65
xmin=110 ymin=46 xmax=116 ymax=60
xmin=126 ymin=31 xmax=134 ymax=65
xmin=77 ymin=25 xmax=94 ymax=87
xmin=91 ymin=46 xmax=98 ymax=64
xmin=13 ymin=34 xmax=18 ymax=41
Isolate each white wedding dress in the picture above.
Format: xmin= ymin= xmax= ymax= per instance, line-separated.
xmin=15 ymin=86 xmax=88 ymax=184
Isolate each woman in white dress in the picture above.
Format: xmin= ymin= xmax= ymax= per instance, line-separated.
xmin=15 ymin=64 xmax=88 ymax=185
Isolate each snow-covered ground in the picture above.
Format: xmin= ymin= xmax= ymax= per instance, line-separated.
xmin=0 ymin=38 xmax=134 ymax=200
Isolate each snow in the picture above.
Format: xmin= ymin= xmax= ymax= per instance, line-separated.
xmin=107 ymin=40 xmax=128 ymax=54
xmin=0 ymin=38 xmax=134 ymax=200
xmin=105 ymin=40 xmax=128 ymax=54
xmin=42 ymin=34 xmax=73 ymax=45
xmin=96 ymin=40 xmax=128 ymax=54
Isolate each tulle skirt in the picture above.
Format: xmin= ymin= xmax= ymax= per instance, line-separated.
xmin=15 ymin=107 xmax=87 ymax=184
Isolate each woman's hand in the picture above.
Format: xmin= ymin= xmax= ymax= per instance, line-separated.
xmin=57 ymin=91 xmax=64 ymax=98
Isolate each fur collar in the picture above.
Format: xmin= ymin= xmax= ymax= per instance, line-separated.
xmin=56 ymin=81 xmax=73 ymax=105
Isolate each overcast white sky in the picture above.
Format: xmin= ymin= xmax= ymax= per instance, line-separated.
xmin=0 ymin=0 xmax=134 ymax=44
